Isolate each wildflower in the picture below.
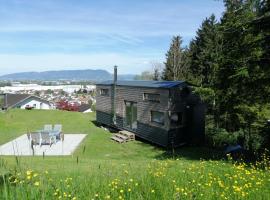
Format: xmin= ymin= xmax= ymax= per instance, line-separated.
xmin=95 ymin=193 xmax=99 ymax=197
xmin=72 ymin=197 xmax=77 ymax=200
xmin=120 ymin=189 xmax=124 ymax=193
xmin=128 ymin=188 xmax=131 ymax=192
xmin=151 ymin=189 xmax=155 ymax=193
xmin=13 ymin=179 xmax=18 ymax=184
xmin=26 ymin=170 xmax=32 ymax=176
xmin=34 ymin=181 xmax=40 ymax=186
xmin=33 ymin=173 xmax=38 ymax=177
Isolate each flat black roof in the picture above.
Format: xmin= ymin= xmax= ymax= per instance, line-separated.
xmin=96 ymin=80 xmax=187 ymax=88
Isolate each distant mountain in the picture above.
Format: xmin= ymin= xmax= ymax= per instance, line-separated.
xmin=0 ymin=69 xmax=136 ymax=81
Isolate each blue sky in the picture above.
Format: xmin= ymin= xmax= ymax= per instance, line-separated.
xmin=0 ymin=0 xmax=224 ymax=75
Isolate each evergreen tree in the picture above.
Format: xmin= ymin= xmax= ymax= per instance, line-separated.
xmin=214 ymin=0 xmax=268 ymax=132
xmin=188 ymin=14 xmax=219 ymax=87
xmin=162 ymin=36 xmax=186 ymax=81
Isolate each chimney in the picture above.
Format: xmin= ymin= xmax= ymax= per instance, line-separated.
xmin=112 ymin=66 xmax=117 ymax=125
xmin=114 ymin=65 xmax=117 ymax=84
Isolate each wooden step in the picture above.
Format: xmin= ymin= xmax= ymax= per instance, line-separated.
xmin=111 ymin=136 xmax=125 ymax=143
xmin=114 ymin=133 xmax=128 ymax=141
xmin=119 ymin=130 xmax=135 ymax=140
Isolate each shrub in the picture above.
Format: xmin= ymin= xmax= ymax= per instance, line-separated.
xmin=205 ymin=127 xmax=242 ymax=149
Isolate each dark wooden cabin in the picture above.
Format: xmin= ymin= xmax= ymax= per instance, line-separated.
xmin=96 ymin=71 xmax=205 ymax=147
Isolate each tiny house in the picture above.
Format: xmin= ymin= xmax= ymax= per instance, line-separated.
xmin=96 ymin=69 xmax=205 ymax=147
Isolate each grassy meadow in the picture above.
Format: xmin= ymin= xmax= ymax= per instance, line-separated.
xmin=0 ymin=109 xmax=270 ymax=200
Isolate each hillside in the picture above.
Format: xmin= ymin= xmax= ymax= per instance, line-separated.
xmin=0 ymin=110 xmax=269 ymax=199
xmin=0 ymin=69 xmax=135 ymax=81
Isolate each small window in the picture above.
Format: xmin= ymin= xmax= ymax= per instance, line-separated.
xmin=33 ymin=104 xmax=36 ymax=108
xmin=100 ymin=89 xmax=109 ymax=96
xmin=0 ymin=96 xmax=4 ymax=107
xmin=144 ymin=93 xmax=160 ymax=102
xmin=170 ymin=112 xmax=183 ymax=126
xmin=151 ymin=111 xmax=165 ymax=125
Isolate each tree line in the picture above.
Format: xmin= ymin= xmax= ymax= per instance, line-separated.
xmin=139 ymin=0 xmax=270 ymax=152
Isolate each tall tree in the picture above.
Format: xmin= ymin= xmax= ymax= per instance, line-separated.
xmin=162 ymin=36 xmax=186 ymax=81
xmin=151 ymin=61 xmax=164 ymax=81
xmin=213 ymin=0 xmax=269 ymax=131
xmin=188 ymin=14 xmax=220 ymax=87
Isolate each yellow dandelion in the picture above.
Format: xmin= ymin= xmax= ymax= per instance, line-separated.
xmin=34 ymin=181 xmax=40 ymax=186
xmin=120 ymin=189 xmax=124 ymax=193
xmin=26 ymin=170 xmax=32 ymax=176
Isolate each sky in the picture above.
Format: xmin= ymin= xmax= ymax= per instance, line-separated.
xmin=0 ymin=0 xmax=225 ymax=75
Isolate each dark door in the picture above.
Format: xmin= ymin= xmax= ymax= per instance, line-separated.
xmin=125 ymin=101 xmax=137 ymax=130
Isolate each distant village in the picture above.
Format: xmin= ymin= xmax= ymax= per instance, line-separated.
xmin=0 ymin=81 xmax=96 ymax=113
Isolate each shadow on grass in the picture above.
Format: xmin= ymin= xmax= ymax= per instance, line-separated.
xmin=135 ymin=137 xmax=223 ymax=161
xmin=154 ymin=146 xmax=223 ymax=161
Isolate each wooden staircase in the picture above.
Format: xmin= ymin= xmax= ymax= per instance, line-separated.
xmin=111 ymin=130 xmax=135 ymax=143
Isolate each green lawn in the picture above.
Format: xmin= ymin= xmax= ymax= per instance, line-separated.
xmin=0 ymin=109 xmax=270 ymax=200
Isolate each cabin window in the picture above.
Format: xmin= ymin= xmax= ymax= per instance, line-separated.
xmin=0 ymin=96 xmax=4 ymax=107
xmin=170 ymin=112 xmax=183 ymax=126
xmin=144 ymin=93 xmax=160 ymax=102
xmin=100 ymin=89 xmax=109 ymax=96
xmin=151 ymin=111 xmax=165 ymax=125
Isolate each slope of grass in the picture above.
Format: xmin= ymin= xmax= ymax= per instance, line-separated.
xmin=0 ymin=109 xmax=270 ymax=200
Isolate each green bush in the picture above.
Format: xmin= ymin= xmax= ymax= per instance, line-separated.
xmin=205 ymin=127 xmax=242 ymax=149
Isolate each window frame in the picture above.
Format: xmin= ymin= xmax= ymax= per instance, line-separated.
xmin=151 ymin=110 xmax=165 ymax=125
xmin=143 ymin=93 xmax=160 ymax=102
xmin=99 ymin=88 xmax=109 ymax=96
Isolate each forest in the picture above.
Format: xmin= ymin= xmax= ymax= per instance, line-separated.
xmin=138 ymin=0 xmax=270 ymax=154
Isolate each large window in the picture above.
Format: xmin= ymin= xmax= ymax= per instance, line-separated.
xmin=151 ymin=111 xmax=165 ymax=125
xmin=144 ymin=93 xmax=160 ymax=102
xmin=100 ymin=88 xmax=109 ymax=96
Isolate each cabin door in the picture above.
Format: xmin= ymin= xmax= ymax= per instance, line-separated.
xmin=125 ymin=101 xmax=137 ymax=130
